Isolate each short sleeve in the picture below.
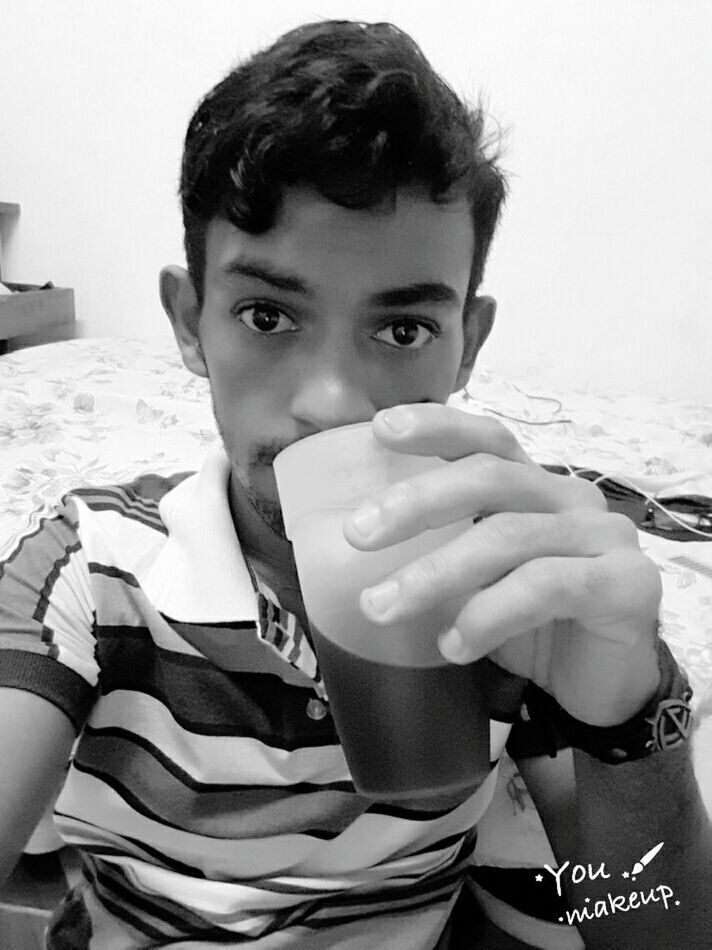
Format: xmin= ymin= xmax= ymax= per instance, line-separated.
xmin=0 ymin=495 xmax=99 ymax=732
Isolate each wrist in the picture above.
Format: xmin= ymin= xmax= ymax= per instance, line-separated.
xmin=522 ymin=638 xmax=693 ymax=765
xmin=594 ymin=646 xmax=662 ymax=727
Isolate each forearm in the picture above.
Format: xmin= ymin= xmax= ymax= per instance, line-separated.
xmin=563 ymin=743 xmax=712 ymax=949
xmin=0 ymin=689 xmax=75 ymax=885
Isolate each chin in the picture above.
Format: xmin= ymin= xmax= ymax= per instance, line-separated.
xmin=246 ymin=477 xmax=287 ymax=537
xmin=255 ymin=492 xmax=282 ymax=526
xmin=255 ymin=498 xmax=288 ymax=538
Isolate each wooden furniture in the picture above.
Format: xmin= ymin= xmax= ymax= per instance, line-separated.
xmin=0 ymin=201 xmax=20 ymax=278
xmin=0 ymin=203 xmax=76 ymax=353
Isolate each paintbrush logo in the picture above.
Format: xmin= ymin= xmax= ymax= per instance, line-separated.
xmin=540 ymin=840 xmax=680 ymax=923
xmin=630 ymin=841 xmax=664 ymax=880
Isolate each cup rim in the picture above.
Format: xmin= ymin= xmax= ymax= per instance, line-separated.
xmin=274 ymin=420 xmax=374 ymax=465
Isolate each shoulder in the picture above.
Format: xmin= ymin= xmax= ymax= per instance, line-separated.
xmin=47 ymin=471 xmax=195 ymax=555
xmin=68 ymin=471 xmax=194 ymax=524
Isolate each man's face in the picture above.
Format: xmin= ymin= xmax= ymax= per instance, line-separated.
xmin=169 ymin=186 xmax=488 ymax=534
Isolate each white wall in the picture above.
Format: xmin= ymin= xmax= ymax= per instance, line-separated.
xmin=1 ymin=0 xmax=710 ymax=401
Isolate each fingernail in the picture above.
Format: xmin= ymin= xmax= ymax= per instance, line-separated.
xmin=438 ymin=627 xmax=469 ymax=664
xmin=364 ymin=580 xmax=399 ymax=617
xmin=381 ymin=407 xmax=413 ymax=434
xmin=350 ymin=501 xmax=381 ymax=537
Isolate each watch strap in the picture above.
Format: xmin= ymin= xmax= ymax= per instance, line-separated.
xmin=520 ymin=638 xmax=694 ymax=764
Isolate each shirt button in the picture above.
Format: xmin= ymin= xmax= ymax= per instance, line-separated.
xmin=306 ymin=698 xmax=328 ymax=721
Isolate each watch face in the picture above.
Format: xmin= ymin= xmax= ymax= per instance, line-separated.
xmin=646 ymin=693 xmax=694 ymax=753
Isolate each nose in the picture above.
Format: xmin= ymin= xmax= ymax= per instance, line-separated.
xmin=288 ymin=348 xmax=377 ymax=433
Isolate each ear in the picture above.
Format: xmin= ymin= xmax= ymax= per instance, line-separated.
xmin=159 ymin=265 xmax=208 ymax=378
xmin=454 ymin=295 xmax=497 ymax=392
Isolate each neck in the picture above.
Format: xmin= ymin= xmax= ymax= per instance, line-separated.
xmin=227 ymin=470 xmax=306 ymax=622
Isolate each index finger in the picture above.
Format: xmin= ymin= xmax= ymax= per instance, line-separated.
xmin=372 ymin=403 xmax=535 ymax=465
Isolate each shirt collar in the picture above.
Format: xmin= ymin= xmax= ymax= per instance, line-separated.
xmin=142 ymin=445 xmax=325 ymax=695
xmin=142 ymin=445 xmax=260 ymax=624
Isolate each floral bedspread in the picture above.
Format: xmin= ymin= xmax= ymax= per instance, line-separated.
xmin=1 ymin=337 xmax=710 ymax=825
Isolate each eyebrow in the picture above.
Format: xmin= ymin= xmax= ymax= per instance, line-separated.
xmin=222 ymin=259 xmax=308 ymax=294
xmin=221 ymin=258 xmax=462 ymax=308
xmin=368 ymin=283 xmax=460 ymax=308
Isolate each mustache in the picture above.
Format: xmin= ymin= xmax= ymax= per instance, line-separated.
xmin=251 ymin=401 xmax=435 ymax=467
xmin=252 ymin=442 xmax=294 ymax=467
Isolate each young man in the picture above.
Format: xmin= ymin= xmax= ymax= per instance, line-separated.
xmin=0 ymin=20 xmax=710 ymax=950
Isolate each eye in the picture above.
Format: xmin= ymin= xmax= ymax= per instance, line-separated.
xmin=234 ymin=303 xmax=296 ymax=334
xmin=374 ymin=318 xmax=438 ymax=350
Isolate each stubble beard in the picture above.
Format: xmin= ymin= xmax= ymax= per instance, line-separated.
xmin=241 ymin=474 xmax=287 ymax=537
xmin=212 ymin=411 xmax=288 ymax=538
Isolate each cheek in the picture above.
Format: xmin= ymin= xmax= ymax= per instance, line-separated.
xmin=210 ymin=377 xmax=272 ymax=447
xmin=437 ymin=330 xmax=468 ymax=391
xmin=202 ymin=321 xmax=270 ymax=403
xmin=204 ymin=353 xmax=288 ymax=462
xmin=392 ymin=340 xmax=463 ymax=404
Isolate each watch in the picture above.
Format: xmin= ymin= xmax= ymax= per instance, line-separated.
xmin=521 ymin=637 xmax=694 ymax=764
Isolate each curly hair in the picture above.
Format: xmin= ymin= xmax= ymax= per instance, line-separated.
xmin=180 ymin=20 xmax=507 ymax=309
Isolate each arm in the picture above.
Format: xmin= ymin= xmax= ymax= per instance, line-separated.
xmin=342 ymin=404 xmax=712 ymax=949
xmin=0 ymin=687 xmax=77 ymax=884
xmin=518 ymin=744 xmax=712 ymax=949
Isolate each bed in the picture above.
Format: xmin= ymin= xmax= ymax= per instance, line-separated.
xmin=1 ymin=337 xmax=710 ymax=866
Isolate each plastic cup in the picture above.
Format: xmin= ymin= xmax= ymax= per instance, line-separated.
xmin=273 ymin=421 xmax=490 ymax=801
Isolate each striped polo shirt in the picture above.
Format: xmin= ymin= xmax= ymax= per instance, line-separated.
xmin=0 ymin=445 xmax=528 ymax=949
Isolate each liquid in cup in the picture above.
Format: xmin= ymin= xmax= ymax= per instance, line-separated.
xmin=273 ymin=422 xmax=490 ymax=801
